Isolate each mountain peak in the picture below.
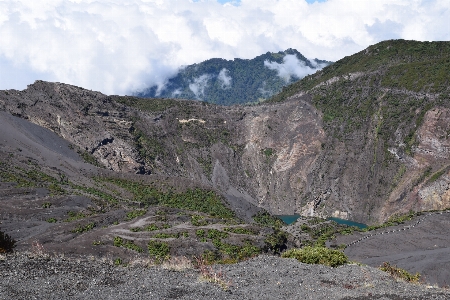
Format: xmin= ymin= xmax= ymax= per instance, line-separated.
xmin=135 ymin=49 xmax=332 ymax=105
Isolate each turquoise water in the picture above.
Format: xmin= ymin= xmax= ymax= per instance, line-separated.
xmin=277 ymin=215 xmax=368 ymax=228
xmin=328 ymin=217 xmax=367 ymax=229
xmin=277 ymin=215 xmax=302 ymax=225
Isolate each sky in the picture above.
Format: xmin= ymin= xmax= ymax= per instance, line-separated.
xmin=0 ymin=0 xmax=448 ymax=95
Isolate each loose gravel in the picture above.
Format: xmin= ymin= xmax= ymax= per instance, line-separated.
xmin=1 ymin=253 xmax=449 ymax=300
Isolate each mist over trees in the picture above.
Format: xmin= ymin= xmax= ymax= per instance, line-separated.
xmin=136 ymin=49 xmax=331 ymax=105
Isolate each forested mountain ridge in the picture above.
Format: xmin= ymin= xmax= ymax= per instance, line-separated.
xmin=136 ymin=48 xmax=331 ymax=105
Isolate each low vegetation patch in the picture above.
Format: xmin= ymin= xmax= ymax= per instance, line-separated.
xmin=207 ymin=229 xmax=229 ymax=240
xmin=252 ymin=211 xmax=285 ymax=229
xmin=362 ymin=211 xmax=419 ymax=232
xmin=70 ymin=183 xmax=118 ymax=204
xmin=196 ymin=229 xmax=206 ymax=237
xmin=65 ymin=211 xmax=87 ymax=222
xmin=282 ymin=246 xmax=348 ymax=267
xmin=191 ymin=215 xmax=209 ymax=226
xmin=101 ymin=178 xmax=235 ymax=220
xmin=146 ymin=223 xmax=160 ymax=231
xmin=114 ymin=236 xmax=144 ymax=253
xmin=125 ymin=209 xmax=147 ymax=221
xmin=429 ymin=169 xmax=446 ymax=183
xmin=0 ymin=165 xmax=68 ymax=195
xmin=78 ymin=149 xmax=102 ymax=167
xmin=153 ymin=233 xmax=179 ymax=239
xmin=380 ymin=262 xmax=421 ymax=283
xmin=264 ymin=230 xmax=288 ymax=254
xmin=148 ymin=240 xmax=170 ymax=260
xmin=0 ymin=228 xmax=16 ymax=253
xmin=71 ymin=223 xmax=95 ymax=233
xmin=42 ymin=202 xmax=52 ymax=208
xmin=205 ymin=240 xmax=261 ymax=264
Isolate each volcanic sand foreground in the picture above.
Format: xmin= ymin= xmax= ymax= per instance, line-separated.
xmin=336 ymin=211 xmax=450 ymax=287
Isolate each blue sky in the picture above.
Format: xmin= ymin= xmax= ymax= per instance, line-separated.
xmin=216 ymin=0 xmax=326 ymax=3
xmin=0 ymin=0 xmax=448 ymax=94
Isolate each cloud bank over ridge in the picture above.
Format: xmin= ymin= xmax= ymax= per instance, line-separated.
xmin=0 ymin=0 xmax=448 ymax=95
xmin=264 ymin=55 xmax=327 ymax=82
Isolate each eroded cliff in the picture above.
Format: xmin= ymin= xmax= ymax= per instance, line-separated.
xmin=1 ymin=40 xmax=449 ymax=224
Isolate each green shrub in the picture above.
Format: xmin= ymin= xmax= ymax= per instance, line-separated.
xmin=207 ymin=229 xmax=229 ymax=240
xmin=148 ymin=240 xmax=170 ymax=260
xmin=48 ymin=183 xmax=65 ymax=195
xmin=380 ymin=262 xmax=420 ymax=283
xmin=145 ymin=224 xmax=159 ymax=231
xmin=100 ymin=178 xmax=235 ymax=219
xmin=202 ymin=250 xmax=221 ymax=264
xmin=46 ymin=218 xmax=57 ymax=223
xmin=125 ymin=210 xmax=146 ymax=220
xmin=196 ymin=229 xmax=206 ymax=237
xmin=264 ymin=230 xmax=288 ymax=254
xmin=429 ymin=170 xmax=446 ymax=183
xmin=42 ymin=202 xmax=52 ymax=208
xmin=71 ymin=223 xmax=95 ymax=233
xmin=300 ymin=224 xmax=311 ymax=231
xmin=65 ymin=211 xmax=86 ymax=222
xmin=114 ymin=236 xmax=124 ymax=247
xmin=79 ymin=150 xmax=102 ymax=167
xmin=307 ymin=217 xmax=326 ymax=225
xmin=70 ymin=183 xmax=118 ymax=204
xmin=191 ymin=215 xmax=208 ymax=226
xmin=113 ymin=236 xmax=143 ymax=252
xmin=282 ymin=246 xmax=348 ymax=267
xmin=0 ymin=228 xmax=15 ymax=253
xmin=114 ymin=258 xmax=122 ymax=266
xmin=362 ymin=210 xmax=418 ymax=232
xmin=208 ymin=240 xmax=260 ymax=263
xmin=252 ymin=211 xmax=285 ymax=228
xmin=262 ymin=148 xmax=274 ymax=157
xmin=237 ymin=241 xmax=261 ymax=261
xmin=153 ymin=233 xmax=178 ymax=239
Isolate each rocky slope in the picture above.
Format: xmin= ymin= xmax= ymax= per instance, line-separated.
xmin=2 ymin=39 xmax=450 ymax=292
xmin=2 ymin=253 xmax=449 ymax=300
xmin=1 ymin=40 xmax=449 ymax=226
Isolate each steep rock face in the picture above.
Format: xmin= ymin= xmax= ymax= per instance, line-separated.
xmin=267 ymin=40 xmax=450 ymax=223
xmin=381 ymin=107 xmax=450 ymax=219
xmin=239 ymin=97 xmax=324 ymax=214
xmin=1 ymin=41 xmax=450 ymax=225
xmin=2 ymin=79 xmax=450 ymax=225
xmin=0 ymin=81 xmax=144 ymax=174
xmin=0 ymin=82 xmax=326 ymax=219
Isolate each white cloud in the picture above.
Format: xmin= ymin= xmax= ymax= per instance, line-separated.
xmin=264 ymin=55 xmax=325 ymax=82
xmin=0 ymin=0 xmax=448 ymax=95
xmin=217 ymin=68 xmax=232 ymax=88
xmin=189 ymin=74 xmax=212 ymax=99
xmin=171 ymin=89 xmax=182 ymax=97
